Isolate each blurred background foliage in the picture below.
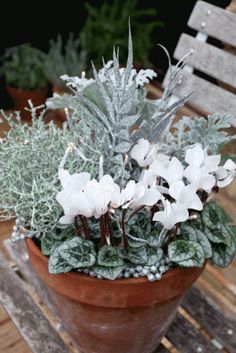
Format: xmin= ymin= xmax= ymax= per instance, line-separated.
xmin=0 ymin=0 xmax=230 ymax=108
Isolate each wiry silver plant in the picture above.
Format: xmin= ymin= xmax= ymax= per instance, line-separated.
xmin=0 ymin=104 xmax=96 ymax=238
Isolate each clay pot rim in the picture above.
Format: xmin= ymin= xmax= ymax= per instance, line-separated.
xmin=26 ymin=237 xmax=193 ymax=284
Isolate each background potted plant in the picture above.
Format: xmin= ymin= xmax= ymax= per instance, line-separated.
xmin=43 ymin=33 xmax=87 ymax=121
xmin=0 ymin=43 xmax=48 ymax=119
xmin=44 ymin=33 xmax=87 ymax=94
xmin=82 ymin=0 xmax=163 ymax=68
xmin=0 ymin=32 xmax=236 ymax=353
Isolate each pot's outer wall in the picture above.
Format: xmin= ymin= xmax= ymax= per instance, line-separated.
xmin=50 ymin=287 xmax=182 ymax=353
xmin=25 ymin=238 xmax=204 ymax=353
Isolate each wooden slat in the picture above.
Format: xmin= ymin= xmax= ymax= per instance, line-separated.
xmin=0 ymin=320 xmax=30 ymax=353
xmin=0 ymin=251 xmax=70 ymax=353
xmin=3 ymin=239 xmax=58 ymax=318
xmin=174 ymin=33 xmax=236 ymax=88
xmin=166 ymin=312 xmax=221 ymax=353
xmin=164 ymin=68 xmax=236 ymax=125
xmin=188 ymin=1 xmax=236 ymax=47
xmin=182 ymin=286 xmax=236 ymax=353
xmin=155 ymin=344 xmax=171 ymax=353
xmin=206 ymin=263 xmax=236 ymax=296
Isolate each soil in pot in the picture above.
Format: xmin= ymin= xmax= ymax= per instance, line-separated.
xmin=6 ymin=85 xmax=48 ymax=120
xmin=25 ymin=238 xmax=204 ymax=353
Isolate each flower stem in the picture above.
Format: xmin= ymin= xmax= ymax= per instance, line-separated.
xmin=172 ymin=223 xmax=180 ymax=240
xmin=121 ymin=209 xmax=128 ymax=248
xmin=75 ymin=216 xmax=81 ymax=236
xmin=99 ymin=215 xmax=106 ymax=247
xmin=105 ymin=212 xmax=114 ymax=245
xmin=79 ymin=216 xmax=90 ymax=240
xmin=201 ymin=191 xmax=209 ymax=203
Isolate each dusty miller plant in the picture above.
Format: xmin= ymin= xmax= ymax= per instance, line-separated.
xmin=0 ymin=30 xmax=236 ymax=281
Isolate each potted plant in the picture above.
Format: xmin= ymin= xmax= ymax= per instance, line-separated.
xmin=43 ymin=33 xmax=87 ymax=121
xmin=0 ymin=43 xmax=48 ymax=119
xmin=0 ymin=32 xmax=236 ymax=353
xmin=44 ymin=33 xmax=87 ymax=94
xmin=82 ymin=0 xmax=163 ymax=68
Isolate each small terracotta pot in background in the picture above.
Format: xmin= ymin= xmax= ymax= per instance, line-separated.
xmin=6 ymin=85 xmax=48 ymax=120
xmin=25 ymin=238 xmax=204 ymax=353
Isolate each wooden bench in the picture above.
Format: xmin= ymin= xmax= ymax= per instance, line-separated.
xmin=164 ymin=0 xmax=236 ymax=126
xmin=0 ymin=239 xmax=235 ymax=353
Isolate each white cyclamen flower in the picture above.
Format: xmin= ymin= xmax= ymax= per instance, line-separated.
xmin=84 ymin=179 xmax=112 ymax=219
xmin=169 ymin=181 xmax=203 ymax=211
xmin=150 ymin=157 xmax=184 ymax=186
xmin=153 ymin=198 xmax=189 ymax=230
xmin=56 ymin=170 xmax=122 ymax=223
xmin=184 ymin=144 xmax=220 ymax=192
xmin=131 ymin=139 xmax=156 ymax=167
xmin=216 ymin=159 xmax=236 ymax=188
xmin=122 ymin=181 xmax=161 ymax=210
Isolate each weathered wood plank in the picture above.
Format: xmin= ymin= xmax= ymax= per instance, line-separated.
xmin=155 ymin=344 xmax=170 ymax=353
xmin=205 ymin=263 xmax=236 ymax=296
xmin=188 ymin=1 xmax=236 ymax=47
xmin=0 ymin=320 xmax=29 ymax=353
xmin=182 ymin=286 xmax=236 ymax=353
xmin=165 ymin=311 xmax=221 ymax=353
xmin=163 ymin=68 xmax=236 ymax=126
xmin=3 ymin=239 xmax=58 ymax=318
xmin=174 ymin=33 xmax=236 ymax=88
xmin=0 ymin=251 xmax=70 ymax=353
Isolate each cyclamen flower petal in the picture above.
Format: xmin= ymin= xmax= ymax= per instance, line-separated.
xmin=153 ymin=199 xmax=189 ymax=230
xmin=150 ymin=157 xmax=183 ymax=186
xmin=58 ymin=169 xmax=91 ymax=192
xmin=224 ymin=159 xmax=236 ymax=171
xmin=131 ymin=139 xmax=155 ymax=167
xmin=123 ymin=182 xmax=161 ymax=210
xmin=216 ymin=159 xmax=236 ymax=188
xmin=185 ymin=143 xmax=205 ymax=168
xmin=185 ymin=144 xmax=220 ymax=173
xmin=121 ymin=180 xmax=136 ymax=204
xmin=169 ymin=181 xmax=203 ymax=211
xmin=184 ymin=144 xmax=220 ymax=192
xmin=56 ymin=191 xmax=93 ymax=224
xmin=184 ymin=166 xmax=216 ymax=192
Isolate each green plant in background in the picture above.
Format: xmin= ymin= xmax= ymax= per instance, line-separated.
xmin=82 ymin=0 xmax=163 ymax=67
xmin=0 ymin=43 xmax=47 ymax=90
xmin=44 ymin=34 xmax=88 ymax=91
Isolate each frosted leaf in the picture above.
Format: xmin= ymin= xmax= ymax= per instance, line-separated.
xmin=114 ymin=142 xmax=132 ymax=153
xmin=61 ymin=74 xmax=95 ymax=92
xmin=135 ymin=69 xmax=157 ymax=87
xmin=168 ymin=240 xmax=205 ymax=267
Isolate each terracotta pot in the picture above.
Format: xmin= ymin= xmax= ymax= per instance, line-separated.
xmin=25 ymin=238 xmax=204 ymax=353
xmin=6 ymin=85 xmax=48 ymax=119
